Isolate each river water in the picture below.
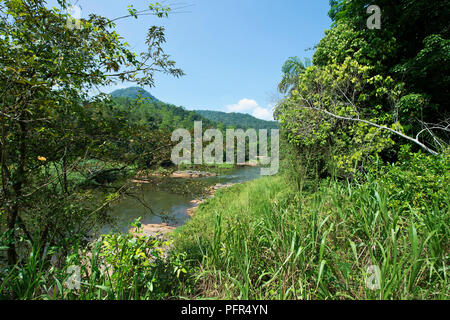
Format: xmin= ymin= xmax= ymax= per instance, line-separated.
xmin=99 ymin=166 xmax=261 ymax=234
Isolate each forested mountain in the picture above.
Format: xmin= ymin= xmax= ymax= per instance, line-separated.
xmin=110 ymin=87 xmax=159 ymax=101
xmin=109 ymin=87 xmax=278 ymax=131
xmin=195 ymin=110 xmax=279 ymax=130
xmin=109 ymin=88 xmax=218 ymax=131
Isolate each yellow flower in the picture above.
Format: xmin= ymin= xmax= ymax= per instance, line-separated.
xmin=37 ymin=156 xmax=47 ymax=161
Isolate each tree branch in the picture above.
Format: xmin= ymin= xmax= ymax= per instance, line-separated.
xmin=297 ymin=103 xmax=439 ymax=156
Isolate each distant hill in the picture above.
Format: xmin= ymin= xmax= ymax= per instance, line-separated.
xmin=194 ymin=110 xmax=279 ymax=130
xmin=108 ymin=87 xmax=217 ymax=131
xmin=108 ymin=87 xmax=278 ymax=131
xmin=110 ymin=87 xmax=159 ymax=101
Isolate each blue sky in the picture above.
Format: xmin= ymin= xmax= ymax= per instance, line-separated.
xmin=61 ymin=0 xmax=332 ymax=120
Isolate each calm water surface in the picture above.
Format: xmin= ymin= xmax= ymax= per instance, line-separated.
xmin=99 ymin=166 xmax=261 ymax=234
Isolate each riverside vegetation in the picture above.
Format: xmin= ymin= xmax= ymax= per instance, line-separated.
xmin=0 ymin=0 xmax=449 ymax=300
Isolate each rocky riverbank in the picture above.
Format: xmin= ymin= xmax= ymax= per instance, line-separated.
xmin=132 ymin=170 xmax=217 ymax=183
xmin=186 ymin=182 xmax=236 ymax=216
xmin=137 ymin=182 xmax=236 ymax=237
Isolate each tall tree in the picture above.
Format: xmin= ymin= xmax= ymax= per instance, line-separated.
xmin=275 ymin=1 xmax=449 ymax=178
xmin=326 ymin=0 xmax=449 ymax=129
xmin=0 ymin=0 xmax=182 ymax=265
xmin=278 ymin=56 xmax=310 ymax=95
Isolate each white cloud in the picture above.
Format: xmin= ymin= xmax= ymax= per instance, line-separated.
xmin=226 ymin=98 xmax=273 ymax=121
xmin=226 ymin=98 xmax=259 ymax=113
xmin=252 ymin=107 xmax=273 ymax=121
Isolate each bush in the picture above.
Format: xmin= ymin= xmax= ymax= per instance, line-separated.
xmin=372 ymin=147 xmax=450 ymax=213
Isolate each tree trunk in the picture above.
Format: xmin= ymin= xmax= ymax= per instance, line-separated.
xmin=63 ymin=154 xmax=68 ymax=194
xmin=7 ymin=204 xmax=19 ymax=265
xmin=7 ymin=120 xmax=27 ymax=266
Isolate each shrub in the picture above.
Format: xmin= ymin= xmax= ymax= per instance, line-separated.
xmin=373 ymin=147 xmax=450 ymax=213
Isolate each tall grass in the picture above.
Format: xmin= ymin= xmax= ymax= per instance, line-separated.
xmin=0 ymin=226 xmax=191 ymax=300
xmin=174 ymin=175 xmax=449 ymax=299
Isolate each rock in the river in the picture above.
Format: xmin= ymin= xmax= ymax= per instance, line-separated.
xmin=131 ymin=223 xmax=177 ymax=237
xmin=133 ymin=170 xmax=218 ymax=181
xmin=171 ymin=170 xmax=217 ymax=178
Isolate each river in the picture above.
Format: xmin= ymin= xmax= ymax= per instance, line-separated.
xmin=98 ymin=166 xmax=261 ymax=235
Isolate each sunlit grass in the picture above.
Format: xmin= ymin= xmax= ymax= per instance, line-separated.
xmin=173 ymin=175 xmax=449 ymax=300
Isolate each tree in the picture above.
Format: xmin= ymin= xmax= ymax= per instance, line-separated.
xmin=286 ymin=61 xmax=443 ymax=156
xmin=278 ymin=56 xmax=310 ymax=95
xmin=326 ymin=0 xmax=449 ymax=134
xmin=277 ymin=57 xmax=401 ymax=176
xmin=276 ymin=2 xmax=449 ymax=177
xmin=0 ymin=0 xmax=182 ymax=265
